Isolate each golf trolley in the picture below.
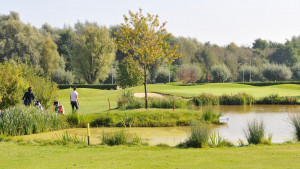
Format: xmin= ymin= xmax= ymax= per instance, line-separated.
xmin=54 ymin=100 xmax=65 ymax=115
xmin=21 ymin=100 xmax=44 ymax=110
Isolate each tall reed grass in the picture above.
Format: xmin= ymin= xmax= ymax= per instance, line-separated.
xmin=201 ymin=108 xmax=222 ymax=124
xmin=255 ymin=94 xmax=298 ymax=105
xmin=0 ymin=105 xmax=67 ymax=136
xmin=291 ymin=115 xmax=300 ymax=141
xmin=91 ymin=110 xmax=202 ymax=127
xmin=219 ymin=93 xmax=254 ymax=105
xmin=101 ymin=130 xmax=141 ymax=146
xmin=209 ymin=132 xmax=234 ymax=147
xmin=244 ymin=120 xmax=272 ymax=145
xmin=180 ymin=120 xmax=209 ymax=148
xmin=192 ymin=93 xmax=219 ymax=106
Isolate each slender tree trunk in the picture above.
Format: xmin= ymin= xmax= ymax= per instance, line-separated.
xmin=144 ymin=64 xmax=148 ymax=109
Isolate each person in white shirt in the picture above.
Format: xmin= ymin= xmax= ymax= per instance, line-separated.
xmin=70 ymin=87 xmax=79 ymax=112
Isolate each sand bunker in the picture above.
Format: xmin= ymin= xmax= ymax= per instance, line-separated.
xmin=134 ymin=92 xmax=164 ymax=98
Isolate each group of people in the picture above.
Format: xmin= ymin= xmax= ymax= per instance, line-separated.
xmin=22 ymin=86 xmax=80 ymax=112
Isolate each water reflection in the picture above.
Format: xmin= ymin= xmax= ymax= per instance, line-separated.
xmin=202 ymin=105 xmax=300 ymax=144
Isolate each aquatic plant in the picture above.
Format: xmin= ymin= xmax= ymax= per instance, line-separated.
xmin=244 ymin=120 xmax=272 ymax=145
xmin=291 ymin=115 xmax=300 ymax=141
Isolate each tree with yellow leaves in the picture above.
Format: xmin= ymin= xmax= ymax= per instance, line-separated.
xmin=115 ymin=9 xmax=181 ymax=109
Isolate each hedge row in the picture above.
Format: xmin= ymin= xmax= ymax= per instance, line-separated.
xmin=58 ymin=84 xmax=118 ymax=90
xmin=239 ymin=81 xmax=300 ymax=86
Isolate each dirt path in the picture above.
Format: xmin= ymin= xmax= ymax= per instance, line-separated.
xmin=134 ymin=92 xmax=164 ymax=98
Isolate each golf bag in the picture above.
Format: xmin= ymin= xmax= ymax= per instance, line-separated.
xmin=54 ymin=100 xmax=64 ymax=115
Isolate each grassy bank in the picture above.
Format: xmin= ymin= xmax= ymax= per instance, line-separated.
xmin=90 ymin=109 xmax=204 ymax=127
xmin=58 ymin=83 xmax=300 ymax=114
xmin=1 ymin=142 xmax=300 ymax=169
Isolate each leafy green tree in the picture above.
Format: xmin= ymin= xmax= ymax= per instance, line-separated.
xmin=211 ymin=65 xmax=231 ymax=82
xmin=0 ymin=12 xmax=43 ymax=65
xmin=268 ymin=44 xmax=298 ymax=67
xmin=252 ymin=38 xmax=269 ymax=50
xmin=40 ymin=37 xmax=61 ymax=75
xmin=115 ymin=9 xmax=180 ymax=108
xmin=117 ymin=57 xmax=143 ymax=88
xmin=292 ymin=63 xmax=300 ymax=80
xmin=262 ymin=63 xmax=292 ymax=81
xmin=51 ymin=68 xmax=74 ymax=84
xmin=56 ymin=27 xmax=76 ymax=71
xmin=72 ymin=25 xmax=116 ymax=84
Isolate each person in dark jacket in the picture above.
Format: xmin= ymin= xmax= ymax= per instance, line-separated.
xmin=22 ymin=87 xmax=35 ymax=106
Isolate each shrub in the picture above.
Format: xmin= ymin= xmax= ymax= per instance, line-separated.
xmin=209 ymin=132 xmax=234 ymax=147
xmin=256 ymin=94 xmax=298 ymax=105
xmin=192 ymin=93 xmax=254 ymax=106
xmin=262 ymin=63 xmax=292 ymax=81
xmin=201 ymin=108 xmax=222 ymax=124
xmin=180 ymin=120 xmax=209 ymax=148
xmin=149 ymin=97 xmax=187 ymax=109
xmin=211 ymin=64 xmax=231 ymax=82
xmin=0 ymin=105 xmax=67 ymax=136
xmin=192 ymin=93 xmax=219 ymax=106
xmin=101 ymin=130 xmax=141 ymax=146
xmin=219 ymin=93 xmax=254 ymax=105
xmin=177 ymin=64 xmax=201 ymax=83
xmin=117 ymin=57 xmax=143 ymax=88
xmin=244 ymin=120 xmax=272 ymax=145
xmin=58 ymin=84 xmax=117 ymax=90
xmin=51 ymin=68 xmax=74 ymax=84
xmin=291 ymin=115 xmax=300 ymax=141
xmin=117 ymin=89 xmax=144 ymax=110
xmin=155 ymin=66 xmax=170 ymax=83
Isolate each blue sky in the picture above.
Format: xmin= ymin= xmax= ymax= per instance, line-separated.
xmin=1 ymin=0 xmax=300 ymax=46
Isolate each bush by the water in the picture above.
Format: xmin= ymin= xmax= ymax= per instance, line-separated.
xmin=219 ymin=93 xmax=254 ymax=105
xmin=0 ymin=105 xmax=67 ymax=136
xmin=291 ymin=115 xmax=300 ymax=141
xmin=244 ymin=120 xmax=272 ymax=145
xmin=192 ymin=93 xmax=219 ymax=106
xmin=101 ymin=130 xmax=141 ymax=146
xmin=192 ymin=93 xmax=297 ymax=106
xmin=91 ymin=109 xmax=202 ymax=127
xmin=179 ymin=120 xmax=209 ymax=148
xmin=201 ymin=108 xmax=222 ymax=124
xmin=149 ymin=97 xmax=187 ymax=109
xmin=255 ymin=94 xmax=298 ymax=105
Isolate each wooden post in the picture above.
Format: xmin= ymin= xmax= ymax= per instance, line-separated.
xmin=108 ymin=98 xmax=111 ymax=110
xmin=173 ymin=100 xmax=175 ymax=111
xmin=87 ymin=123 xmax=90 ymax=146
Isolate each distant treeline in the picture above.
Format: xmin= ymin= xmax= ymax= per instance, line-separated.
xmin=1 ymin=11 xmax=300 ymax=85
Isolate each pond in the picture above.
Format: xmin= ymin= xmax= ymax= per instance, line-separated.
xmin=208 ymin=105 xmax=300 ymax=144
xmin=20 ymin=105 xmax=300 ymax=146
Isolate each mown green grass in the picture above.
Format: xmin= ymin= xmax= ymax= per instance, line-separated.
xmin=58 ymin=88 xmax=120 ymax=114
xmin=132 ymin=83 xmax=300 ymax=98
xmin=1 ymin=142 xmax=300 ymax=169
xmin=58 ymin=83 xmax=300 ymax=114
